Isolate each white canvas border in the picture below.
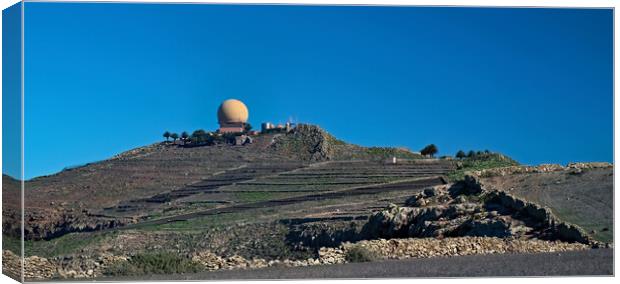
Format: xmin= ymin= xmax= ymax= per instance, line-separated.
xmin=0 ymin=1 xmax=616 ymax=284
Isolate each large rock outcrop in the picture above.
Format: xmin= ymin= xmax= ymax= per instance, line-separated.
xmin=360 ymin=176 xmax=605 ymax=247
xmin=360 ymin=184 xmax=530 ymax=240
xmin=270 ymin=124 xmax=423 ymax=161
xmin=271 ymin=124 xmax=337 ymax=161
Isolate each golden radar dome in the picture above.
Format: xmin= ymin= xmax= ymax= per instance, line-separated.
xmin=217 ymin=99 xmax=249 ymax=124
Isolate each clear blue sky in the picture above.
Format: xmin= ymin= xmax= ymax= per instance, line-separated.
xmin=13 ymin=3 xmax=614 ymax=179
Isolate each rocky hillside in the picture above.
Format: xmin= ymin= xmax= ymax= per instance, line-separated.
xmin=271 ymin=124 xmax=422 ymax=161
xmin=2 ymin=124 xmax=428 ymax=240
xmin=476 ymin=163 xmax=613 ymax=243
xmin=1 ymin=175 xmax=21 ymax=242
xmin=3 ymin=132 xmax=281 ymax=240
xmin=285 ymin=165 xmax=613 ymax=250
xmin=1 ymin=129 xmax=612 ymax=281
xmin=3 ymin=166 xmax=610 ymax=280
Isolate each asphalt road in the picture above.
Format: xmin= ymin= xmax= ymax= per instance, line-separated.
xmin=107 ymin=249 xmax=613 ymax=281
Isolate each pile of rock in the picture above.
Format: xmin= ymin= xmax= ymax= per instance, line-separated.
xmin=5 ymin=233 xmax=593 ymax=281
xmin=567 ymin=162 xmax=613 ymax=169
xmin=471 ymin=164 xmax=565 ymax=177
xmin=2 ymin=249 xmax=132 ymax=280
xmin=2 ymin=250 xmax=21 ymax=279
xmin=191 ymin=252 xmax=269 ymax=271
xmin=2 ymin=250 xmax=57 ymax=280
xmin=191 ymin=250 xmax=342 ymax=271
xmin=339 ymin=237 xmax=589 ymax=260
xmin=182 ymin=236 xmax=591 ymax=273
xmin=8 ymin=246 xmax=346 ymax=280
xmin=471 ymin=162 xmax=612 ymax=178
xmin=318 ymin=247 xmax=346 ymax=264
xmin=55 ymin=253 xmax=128 ymax=279
xmin=567 ymin=162 xmax=613 ymax=172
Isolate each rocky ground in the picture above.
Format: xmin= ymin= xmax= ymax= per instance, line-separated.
xmin=1 ymin=236 xmax=591 ymax=280
xmin=479 ymin=163 xmax=613 ymax=243
xmin=3 ymin=125 xmax=420 ymax=241
xmin=2 ymin=249 xmax=127 ymax=280
xmin=359 ymin=179 xmax=604 ymax=246
xmin=1 ymin=125 xmax=613 ymax=280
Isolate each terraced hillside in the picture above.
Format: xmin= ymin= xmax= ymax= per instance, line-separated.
xmin=3 ymin=134 xmax=283 ymax=240
xmin=2 ymin=159 xmax=453 ymax=274
xmin=1 ymin=125 xmax=424 ymax=241
xmin=1 ymin=124 xmax=613 ymax=281
xmin=121 ymin=160 xmax=453 ymax=230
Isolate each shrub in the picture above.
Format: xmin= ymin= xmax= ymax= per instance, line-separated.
xmin=446 ymin=152 xmax=519 ymax=181
xmin=345 ymin=246 xmax=379 ymax=263
xmin=244 ymin=123 xmax=253 ymax=132
xmin=104 ymin=252 xmax=202 ymax=276
xmin=420 ymin=144 xmax=438 ymax=158
xmin=190 ymin=129 xmax=215 ymax=145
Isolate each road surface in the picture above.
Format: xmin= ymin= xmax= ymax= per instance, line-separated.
xmin=105 ymin=248 xmax=613 ymax=280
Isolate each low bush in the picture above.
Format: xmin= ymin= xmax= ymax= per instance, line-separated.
xmin=104 ymin=252 xmax=202 ymax=276
xmin=345 ymin=246 xmax=379 ymax=263
xmin=446 ymin=153 xmax=519 ymax=182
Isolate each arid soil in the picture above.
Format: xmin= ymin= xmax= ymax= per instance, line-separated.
xmin=3 ymin=126 xmax=421 ymax=241
xmin=1 ymin=125 xmax=614 ymax=280
xmin=480 ymin=166 xmax=613 ymax=242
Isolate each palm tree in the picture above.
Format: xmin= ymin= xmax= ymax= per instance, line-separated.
xmin=163 ymin=131 xmax=171 ymax=142
xmin=456 ymin=150 xmax=466 ymax=159
xmin=170 ymin=133 xmax=179 ymax=142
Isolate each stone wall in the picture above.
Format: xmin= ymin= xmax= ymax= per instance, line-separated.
xmin=469 ymin=162 xmax=612 ymax=178
xmin=338 ymin=237 xmax=588 ymax=260
xmin=2 ymin=250 xmax=129 ymax=280
xmin=3 ymin=250 xmax=56 ymax=280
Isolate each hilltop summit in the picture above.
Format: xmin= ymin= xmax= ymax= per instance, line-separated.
xmin=272 ymin=124 xmax=422 ymax=161
xmin=3 ymin=124 xmax=425 ymax=240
